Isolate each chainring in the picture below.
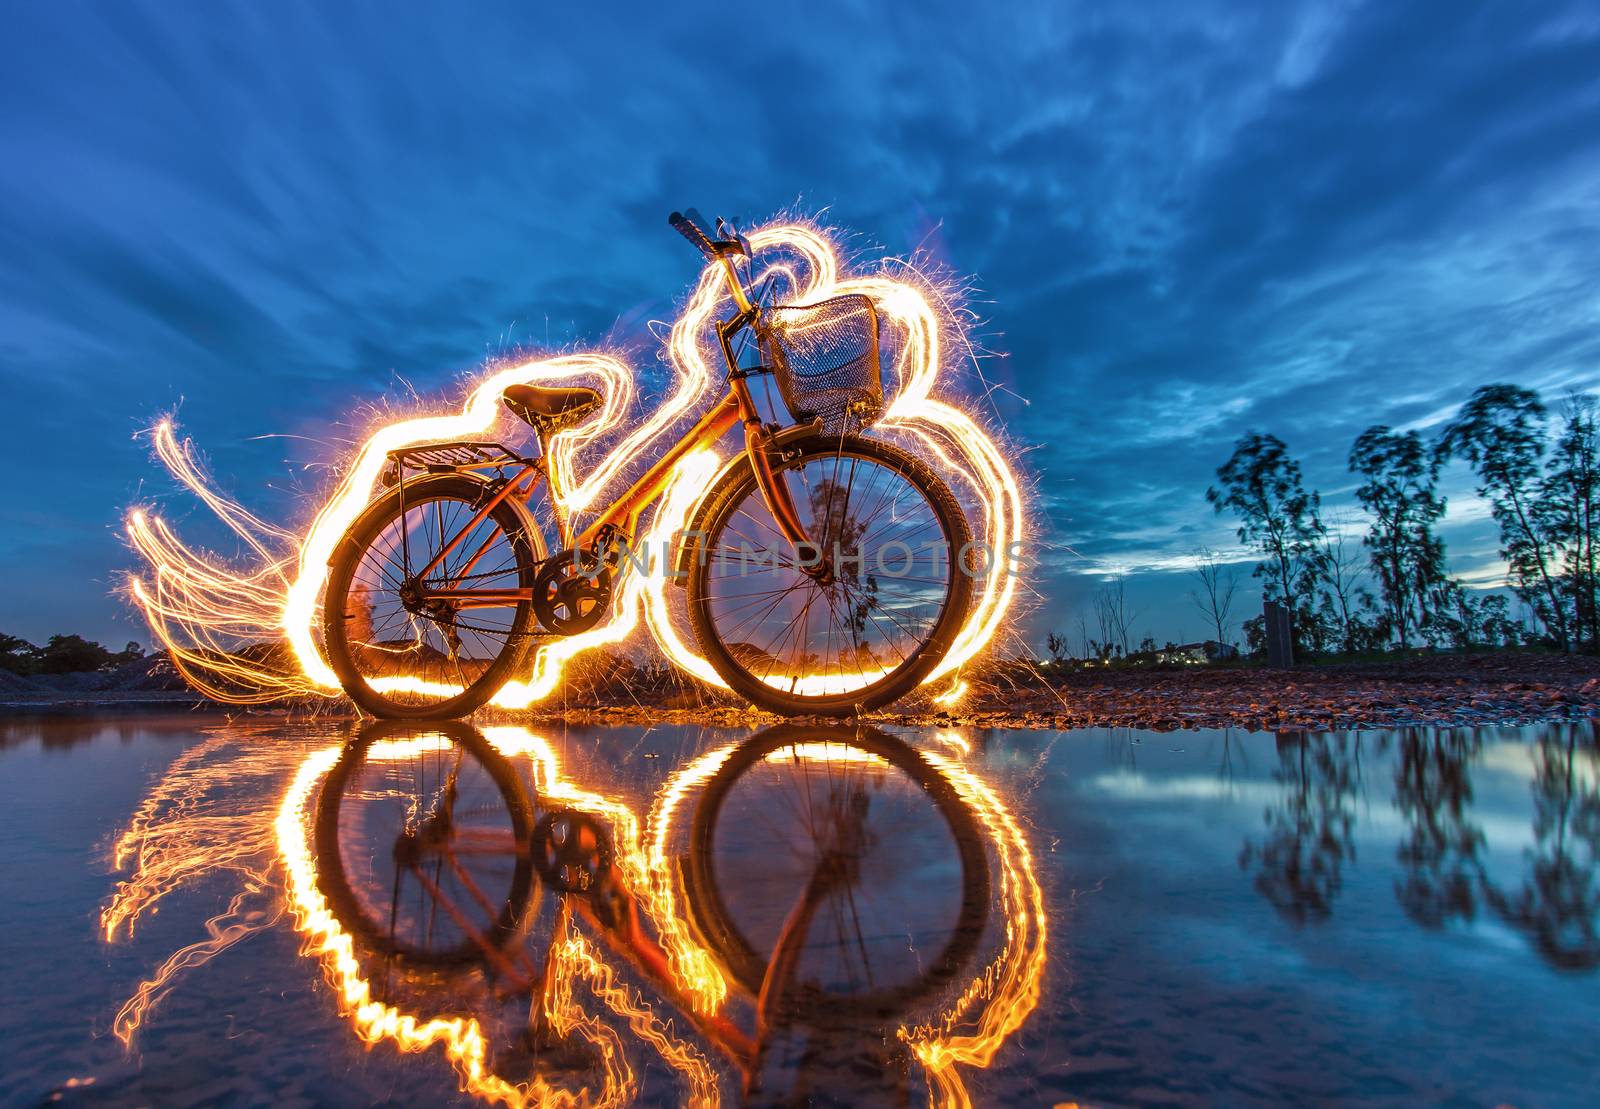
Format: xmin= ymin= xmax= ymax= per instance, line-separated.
xmin=531 ymin=555 xmax=612 ymax=635
xmin=531 ymin=809 xmax=613 ymax=893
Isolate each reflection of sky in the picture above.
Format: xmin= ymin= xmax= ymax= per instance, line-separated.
xmin=983 ymin=723 xmax=1597 ymax=1106
xmin=2 ymin=718 xmax=1596 ymax=1104
xmin=4 ymin=3 xmax=1600 ymax=646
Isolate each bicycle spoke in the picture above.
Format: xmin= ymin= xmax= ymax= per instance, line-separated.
xmin=333 ymin=489 xmax=535 ymax=710
xmin=702 ymin=447 xmax=957 ymax=696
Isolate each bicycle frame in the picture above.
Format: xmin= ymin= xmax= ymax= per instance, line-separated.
xmin=394 ymin=808 xmax=844 ymax=1083
xmin=406 ymin=281 xmax=816 ymax=611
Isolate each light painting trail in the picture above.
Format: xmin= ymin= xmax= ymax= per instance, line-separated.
xmin=123 ymin=218 xmax=1027 ymax=710
xmin=102 ymin=725 xmax=1047 ymax=1108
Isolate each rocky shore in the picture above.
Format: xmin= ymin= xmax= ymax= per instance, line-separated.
xmin=519 ymin=653 xmax=1600 ymax=733
xmin=5 ymin=652 xmax=1599 ymax=733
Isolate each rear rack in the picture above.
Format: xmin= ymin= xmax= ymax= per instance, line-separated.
xmin=384 ymin=441 xmax=536 ymax=480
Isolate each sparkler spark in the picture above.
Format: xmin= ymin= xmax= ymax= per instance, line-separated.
xmin=123 ymin=218 xmax=1027 ymax=709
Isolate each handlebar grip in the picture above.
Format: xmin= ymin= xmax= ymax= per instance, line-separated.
xmin=669 ymin=210 xmax=717 ymax=258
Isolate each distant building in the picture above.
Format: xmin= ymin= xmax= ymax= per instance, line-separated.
xmin=1155 ymin=640 xmax=1239 ymax=665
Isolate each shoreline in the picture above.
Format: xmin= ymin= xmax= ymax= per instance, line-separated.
xmin=5 ymin=654 xmax=1599 ymax=733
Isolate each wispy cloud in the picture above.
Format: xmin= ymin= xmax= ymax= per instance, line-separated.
xmin=0 ymin=0 xmax=1595 ymax=645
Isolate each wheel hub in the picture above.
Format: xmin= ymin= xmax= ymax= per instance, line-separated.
xmin=397 ymin=579 xmax=424 ymax=612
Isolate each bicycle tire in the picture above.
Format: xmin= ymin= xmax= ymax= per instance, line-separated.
xmin=323 ymin=474 xmax=542 ymax=719
xmin=682 ymin=724 xmax=990 ymax=1020
xmin=684 ymin=434 xmax=974 ymax=716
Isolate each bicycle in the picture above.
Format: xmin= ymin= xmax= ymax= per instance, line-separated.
xmin=321 ymin=209 xmax=976 ymax=718
xmin=312 ymin=721 xmax=991 ymax=1098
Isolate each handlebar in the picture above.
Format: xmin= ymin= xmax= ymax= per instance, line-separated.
xmin=669 ymin=209 xmax=718 ymax=258
xmin=668 ymin=208 xmax=754 ymax=312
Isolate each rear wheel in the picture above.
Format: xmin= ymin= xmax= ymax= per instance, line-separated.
xmin=685 ymin=434 xmax=973 ymax=716
xmin=323 ymin=475 xmax=542 ymax=719
xmin=314 ymin=722 xmax=537 ymax=967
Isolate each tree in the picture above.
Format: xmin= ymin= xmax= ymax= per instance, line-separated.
xmin=1476 ymin=593 xmax=1522 ymax=647
xmin=1434 ymin=585 xmax=1481 ymax=650
xmin=1316 ymin=512 xmax=1369 ymax=654
xmin=1540 ymin=392 xmax=1600 ymax=651
xmin=0 ymin=633 xmax=37 ymax=675
xmin=1044 ymin=631 xmax=1071 ymax=664
xmin=1350 ymin=426 xmax=1448 ymax=649
xmin=1094 ymin=578 xmax=1136 ymax=655
xmin=1188 ymin=547 xmax=1240 ymax=647
xmin=1207 ymin=433 xmax=1323 ymax=646
xmin=1438 ymin=385 xmax=1569 ymax=650
xmin=33 ymin=634 xmax=117 ymax=674
xmin=809 ymin=480 xmax=881 ymax=642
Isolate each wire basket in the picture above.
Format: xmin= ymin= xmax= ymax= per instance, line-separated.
xmin=758 ymin=294 xmax=882 ymax=433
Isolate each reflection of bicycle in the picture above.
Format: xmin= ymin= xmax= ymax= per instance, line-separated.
xmin=313 ymin=721 xmax=990 ymax=1092
xmin=322 ymin=210 xmax=974 ymax=719
xmin=682 ymin=725 xmax=989 ymax=1021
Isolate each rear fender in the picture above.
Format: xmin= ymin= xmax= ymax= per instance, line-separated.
xmin=330 ymin=472 xmax=547 ymax=566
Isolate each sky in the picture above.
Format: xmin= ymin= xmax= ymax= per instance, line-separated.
xmin=2 ymin=0 xmax=1598 ymax=652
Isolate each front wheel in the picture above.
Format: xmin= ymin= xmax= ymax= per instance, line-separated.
xmin=682 ymin=724 xmax=990 ymax=1019
xmin=685 ymin=434 xmax=973 ymax=716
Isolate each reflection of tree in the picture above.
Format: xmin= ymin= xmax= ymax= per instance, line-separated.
xmin=1214 ymin=728 xmax=1247 ymax=793
xmin=1393 ymin=729 xmax=1484 ymax=928
xmin=1484 ymin=725 xmax=1600 ymax=971
xmin=1239 ymin=733 xmax=1362 ymax=924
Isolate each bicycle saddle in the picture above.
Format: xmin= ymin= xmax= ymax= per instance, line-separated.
xmin=503 ymin=384 xmax=603 ymax=430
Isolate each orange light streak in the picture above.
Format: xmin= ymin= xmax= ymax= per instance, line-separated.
xmin=105 ymin=724 xmax=1044 ymax=1106
xmin=124 ymin=217 xmax=1026 ymax=709
xmin=646 ymin=734 xmax=1047 ymax=1108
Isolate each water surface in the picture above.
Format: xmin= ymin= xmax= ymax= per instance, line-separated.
xmin=1 ymin=715 xmax=1595 ymax=1106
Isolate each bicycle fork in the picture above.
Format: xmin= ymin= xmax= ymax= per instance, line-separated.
xmin=727 ymin=356 xmax=824 ymax=576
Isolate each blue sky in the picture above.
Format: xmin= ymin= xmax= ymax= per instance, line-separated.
xmin=2 ymin=1 xmax=1598 ymax=650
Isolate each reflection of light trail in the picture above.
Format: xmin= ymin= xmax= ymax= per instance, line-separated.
xmin=931 ymin=729 xmax=973 ymax=757
xmin=105 ymin=724 xmax=1044 ymax=1106
xmin=101 ymin=732 xmax=304 ymax=1044
xmin=124 ymin=218 xmax=1024 ymax=708
xmin=762 ymin=742 xmax=890 ymax=766
xmin=274 ymin=730 xmax=720 ymax=1107
xmin=647 ymin=733 xmax=1046 ymax=1109
xmin=901 ymin=750 xmax=1049 ymax=1109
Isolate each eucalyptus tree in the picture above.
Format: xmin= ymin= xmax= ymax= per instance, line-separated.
xmin=1350 ymin=426 xmax=1448 ymax=649
xmin=1207 ymin=433 xmax=1323 ymax=642
xmin=1437 ymin=385 xmax=1568 ymax=650
xmin=1541 ymin=392 xmax=1600 ymax=651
